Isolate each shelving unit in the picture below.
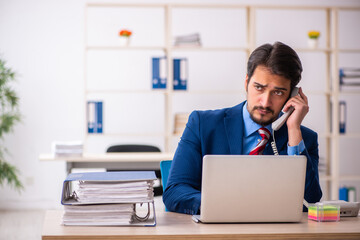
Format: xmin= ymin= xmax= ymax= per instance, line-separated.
xmin=81 ymin=3 xmax=360 ymax=201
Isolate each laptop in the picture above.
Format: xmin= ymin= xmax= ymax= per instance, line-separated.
xmin=192 ymin=155 xmax=307 ymax=223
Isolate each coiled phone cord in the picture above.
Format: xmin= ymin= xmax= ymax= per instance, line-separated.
xmin=271 ymin=129 xmax=279 ymax=155
xmin=271 ymin=129 xmax=309 ymax=208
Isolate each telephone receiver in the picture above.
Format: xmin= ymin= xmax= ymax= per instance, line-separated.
xmin=271 ymin=87 xmax=299 ymax=131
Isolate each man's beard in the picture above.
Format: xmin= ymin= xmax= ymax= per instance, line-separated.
xmin=249 ymin=106 xmax=277 ymax=126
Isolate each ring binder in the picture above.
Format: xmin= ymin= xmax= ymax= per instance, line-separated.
xmin=61 ymin=171 xmax=157 ymax=226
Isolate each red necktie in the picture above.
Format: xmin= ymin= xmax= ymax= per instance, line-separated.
xmin=249 ymin=127 xmax=271 ymax=155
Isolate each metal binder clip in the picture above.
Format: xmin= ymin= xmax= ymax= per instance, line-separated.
xmin=71 ymin=191 xmax=79 ymax=201
xmin=133 ymin=203 xmax=151 ymax=221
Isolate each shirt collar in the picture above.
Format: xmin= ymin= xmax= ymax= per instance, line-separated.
xmin=242 ymin=101 xmax=272 ymax=137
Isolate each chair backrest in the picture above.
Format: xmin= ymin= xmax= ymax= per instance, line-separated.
xmin=160 ymin=160 xmax=172 ymax=211
xmin=106 ymin=144 xmax=161 ymax=153
xmin=160 ymin=160 xmax=172 ymax=191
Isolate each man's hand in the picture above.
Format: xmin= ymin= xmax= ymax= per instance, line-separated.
xmin=283 ymin=87 xmax=309 ymax=146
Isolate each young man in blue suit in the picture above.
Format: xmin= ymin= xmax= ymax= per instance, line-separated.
xmin=163 ymin=42 xmax=322 ymax=215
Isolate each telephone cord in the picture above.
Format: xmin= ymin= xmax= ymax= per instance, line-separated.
xmin=271 ymin=129 xmax=309 ymax=208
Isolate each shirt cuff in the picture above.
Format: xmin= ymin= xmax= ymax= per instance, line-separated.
xmin=287 ymin=140 xmax=305 ymax=155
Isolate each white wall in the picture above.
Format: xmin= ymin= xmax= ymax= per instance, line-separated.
xmin=0 ymin=0 xmax=359 ymax=209
xmin=0 ymin=0 xmax=84 ymax=209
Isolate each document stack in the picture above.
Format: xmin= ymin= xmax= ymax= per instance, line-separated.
xmin=174 ymin=113 xmax=190 ymax=135
xmin=52 ymin=141 xmax=83 ymax=157
xmin=339 ymin=68 xmax=360 ymax=88
xmin=61 ymin=171 xmax=157 ymax=226
xmin=173 ymin=33 xmax=202 ymax=47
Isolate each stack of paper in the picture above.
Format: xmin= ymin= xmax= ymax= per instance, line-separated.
xmin=52 ymin=141 xmax=83 ymax=157
xmin=340 ymin=68 xmax=360 ymax=87
xmin=174 ymin=113 xmax=190 ymax=135
xmin=174 ymin=33 xmax=202 ymax=47
xmin=63 ymin=204 xmax=135 ymax=226
xmin=61 ymin=171 xmax=157 ymax=226
xmin=76 ymin=180 xmax=154 ymax=204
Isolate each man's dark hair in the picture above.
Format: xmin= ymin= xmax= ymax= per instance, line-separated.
xmin=247 ymin=42 xmax=302 ymax=90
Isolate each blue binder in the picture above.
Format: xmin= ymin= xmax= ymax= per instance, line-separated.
xmin=87 ymin=101 xmax=96 ymax=133
xmin=339 ymin=101 xmax=346 ymax=134
xmin=339 ymin=187 xmax=348 ymax=201
xmin=87 ymin=101 xmax=103 ymax=134
xmin=152 ymin=57 xmax=167 ymax=89
xmin=96 ymin=101 xmax=103 ymax=133
xmin=173 ymin=58 xmax=188 ymax=90
xmin=61 ymin=171 xmax=157 ymax=226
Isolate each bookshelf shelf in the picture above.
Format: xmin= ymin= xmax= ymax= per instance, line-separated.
xmin=295 ymin=48 xmax=332 ymax=53
xmin=338 ymin=90 xmax=360 ymax=96
xmin=340 ymin=175 xmax=360 ymax=181
xmin=85 ymin=89 xmax=167 ymax=94
xmin=320 ymin=175 xmax=333 ymax=182
xmin=339 ymin=133 xmax=360 ymax=139
xmin=86 ymin=46 xmax=166 ymax=51
xmin=86 ymin=133 xmax=167 ymax=137
xmin=171 ymin=47 xmax=249 ymax=52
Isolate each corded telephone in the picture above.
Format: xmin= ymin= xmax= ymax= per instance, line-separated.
xmin=269 ymin=87 xmax=310 ymax=207
xmin=272 ymin=87 xmax=299 ymax=131
xmin=271 ymin=87 xmax=299 ymax=155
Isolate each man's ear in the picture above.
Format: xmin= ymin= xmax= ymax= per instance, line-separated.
xmin=245 ymin=74 xmax=249 ymax=92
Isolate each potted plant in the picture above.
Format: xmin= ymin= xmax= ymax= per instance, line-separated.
xmin=118 ymin=29 xmax=132 ymax=46
xmin=308 ymin=31 xmax=320 ymax=49
xmin=0 ymin=57 xmax=22 ymax=190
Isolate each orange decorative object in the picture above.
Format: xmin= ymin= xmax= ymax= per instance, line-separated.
xmin=119 ymin=30 xmax=132 ymax=37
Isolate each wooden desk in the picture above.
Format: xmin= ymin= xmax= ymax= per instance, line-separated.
xmin=42 ymin=210 xmax=360 ymax=240
xmin=39 ymin=152 xmax=174 ymax=174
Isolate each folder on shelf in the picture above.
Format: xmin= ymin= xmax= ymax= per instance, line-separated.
xmin=87 ymin=101 xmax=103 ymax=134
xmin=339 ymin=186 xmax=357 ymax=202
xmin=173 ymin=58 xmax=188 ymax=90
xmin=339 ymin=101 xmax=346 ymax=134
xmin=61 ymin=171 xmax=157 ymax=226
xmin=96 ymin=101 xmax=103 ymax=133
xmin=87 ymin=101 xmax=96 ymax=133
xmin=152 ymin=57 xmax=167 ymax=89
xmin=339 ymin=68 xmax=360 ymax=86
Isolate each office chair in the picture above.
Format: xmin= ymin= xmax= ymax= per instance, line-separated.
xmin=106 ymin=144 xmax=163 ymax=196
xmin=160 ymin=160 xmax=172 ymax=211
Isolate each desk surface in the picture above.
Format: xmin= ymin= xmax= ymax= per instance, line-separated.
xmin=39 ymin=152 xmax=174 ymax=163
xmin=42 ymin=210 xmax=360 ymax=240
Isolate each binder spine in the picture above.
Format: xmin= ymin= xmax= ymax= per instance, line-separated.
xmin=87 ymin=101 xmax=103 ymax=134
xmin=339 ymin=101 xmax=346 ymax=134
xmin=173 ymin=58 xmax=188 ymax=90
xmin=87 ymin=101 xmax=96 ymax=133
xmin=96 ymin=101 xmax=103 ymax=133
xmin=152 ymin=57 xmax=167 ymax=89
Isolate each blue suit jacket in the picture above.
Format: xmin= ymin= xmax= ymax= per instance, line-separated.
xmin=163 ymin=102 xmax=322 ymax=215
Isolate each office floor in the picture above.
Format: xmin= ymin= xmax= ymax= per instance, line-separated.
xmin=0 ymin=210 xmax=45 ymax=240
xmin=0 ymin=196 xmax=165 ymax=240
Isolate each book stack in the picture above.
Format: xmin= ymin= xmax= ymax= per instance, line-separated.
xmin=173 ymin=33 xmax=202 ymax=47
xmin=318 ymin=157 xmax=327 ymax=175
xmin=52 ymin=141 xmax=83 ymax=157
xmin=339 ymin=68 xmax=360 ymax=87
xmin=174 ymin=113 xmax=190 ymax=135
xmin=61 ymin=171 xmax=157 ymax=226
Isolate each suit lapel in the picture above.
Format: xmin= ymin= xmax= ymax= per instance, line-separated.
xmin=224 ymin=103 xmax=245 ymax=154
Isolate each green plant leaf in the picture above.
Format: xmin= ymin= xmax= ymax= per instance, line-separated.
xmin=0 ymin=57 xmax=23 ymax=191
xmin=0 ymin=160 xmax=23 ymax=190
